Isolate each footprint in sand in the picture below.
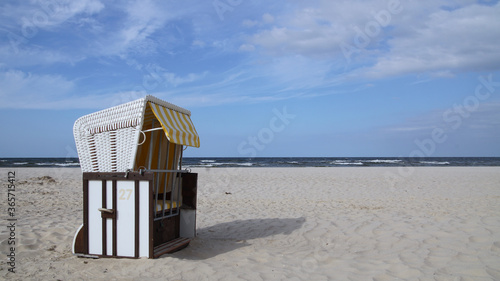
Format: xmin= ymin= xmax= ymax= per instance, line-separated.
xmin=490 ymin=241 xmax=500 ymax=253
xmin=468 ymin=235 xmax=489 ymax=244
xmin=481 ymin=216 xmax=500 ymax=226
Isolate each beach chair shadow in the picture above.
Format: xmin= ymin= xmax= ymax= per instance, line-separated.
xmin=169 ymin=217 xmax=306 ymax=260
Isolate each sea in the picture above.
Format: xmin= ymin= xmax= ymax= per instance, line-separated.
xmin=1 ymin=157 xmax=500 ymax=168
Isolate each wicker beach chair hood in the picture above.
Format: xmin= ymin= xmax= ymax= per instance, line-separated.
xmin=73 ymin=95 xmax=200 ymax=173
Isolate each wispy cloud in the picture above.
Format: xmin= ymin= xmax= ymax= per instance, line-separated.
xmin=0 ymin=0 xmax=499 ymax=111
xmin=362 ymin=3 xmax=500 ymax=78
xmin=0 ymin=0 xmax=104 ymax=28
xmin=243 ymin=1 xmax=500 ymax=79
xmin=0 ymin=0 xmax=104 ymax=66
xmin=0 ymin=70 xmax=75 ymax=109
xmin=383 ymin=101 xmax=500 ymax=137
xmin=110 ymin=0 xmax=170 ymax=56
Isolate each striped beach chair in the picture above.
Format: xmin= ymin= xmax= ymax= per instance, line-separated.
xmin=72 ymin=95 xmax=200 ymax=258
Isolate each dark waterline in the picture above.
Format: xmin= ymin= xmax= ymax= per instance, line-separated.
xmin=2 ymin=157 xmax=500 ymax=168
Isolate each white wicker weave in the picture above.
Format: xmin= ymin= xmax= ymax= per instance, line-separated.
xmin=74 ymin=95 xmax=192 ymax=173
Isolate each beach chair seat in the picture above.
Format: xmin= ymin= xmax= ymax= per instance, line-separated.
xmin=155 ymin=200 xmax=181 ymax=212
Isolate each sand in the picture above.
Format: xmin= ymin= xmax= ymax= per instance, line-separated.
xmin=1 ymin=167 xmax=500 ymax=280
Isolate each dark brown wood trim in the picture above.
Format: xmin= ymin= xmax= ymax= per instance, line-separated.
xmin=149 ymin=178 xmax=154 ymax=258
xmin=112 ymin=179 xmax=117 ymax=257
xmin=181 ymin=173 xmax=198 ymax=210
xmin=83 ymin=177 xmax=89 ymax=255
xmin=153 ymin=237 xmax=191 ymax=258
xmin=135 ymin=179 xmax=140 ymax=258
xmin=83 ymin=172 xmax=153 ymax=180
xmin=102 ymin=180 xmax=107 ymax=255
xmin=93 ymin=255 xmax=141 ymax=259
xmin=73 ymin=226 xmax=85 ymax=254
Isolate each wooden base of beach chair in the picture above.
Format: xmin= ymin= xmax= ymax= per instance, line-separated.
xmin=153 ymin=237 xmax=191 ymax=258
xmin=72 ymin=172 xmax=197 ymax=259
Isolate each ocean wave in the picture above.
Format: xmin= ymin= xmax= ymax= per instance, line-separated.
xmin=419 ymin=161 xmax=450 ymax=165
xmin=186 ymin=161 xmax=254 ymax=168
xmin=331 ymin=160 xmax=364 ymax=166
xmin=55 ymin=163 xmax=80 ymax=167
xmin=35 ymin=162 xmax=79 ymax=166
xmin=185 ymin=164 xmax=212 ymax=167
xmin=364 ymin=159 xmax=402 ymax=164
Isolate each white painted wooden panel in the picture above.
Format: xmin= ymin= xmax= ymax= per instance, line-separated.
xmin=105 ymin=180 xmax=113 ymax=256
xmin=139 ymin=180 xmax=150 ymax=257
xmin=88 ymin=180 xmax=103 ymax=255
xmin=116 ymin=181 xmax=135 ymax=257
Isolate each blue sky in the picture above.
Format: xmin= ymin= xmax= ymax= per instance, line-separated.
xmin=1 ymin=0 xmax=499 ymax=157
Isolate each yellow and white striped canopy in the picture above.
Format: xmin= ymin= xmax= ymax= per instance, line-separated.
xmin=148 ymin=102 xmax=200 ymax=148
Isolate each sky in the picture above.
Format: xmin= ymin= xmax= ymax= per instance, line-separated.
xmin=1 ymin=0 xmax=500 ymax=158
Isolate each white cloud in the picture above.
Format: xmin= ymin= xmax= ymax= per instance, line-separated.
xmin=42 ymin=0 xmax=104 ymax=27
xmin=244 ymin=1 xmax=500 ymax=79
xmin=192 ymin=40 xmax=206 ymax=48
xmin=2 ymin=0 xmax=499 ymax=111
xmin=246 ymin=0 xmax=393 ymax=58
xmin=120 ymin=1 xmax=165 ymax=45
xmin=384 ymin=101 xmax=500 ymax=137
xmin=362 ymin=2 xmax=500 ymax=78
xmin=91 ymin=0 xmax=172 ymax=57
xmin=243 ymin=13 xmax=275 ymax=27
xmin=0 ymin=1 xmax=190 ymax=60
xmin=0 ymin=0 xmax=104 ymax=67
xmin=97 ymin=1 xmax=205 ymax=58
xmin=242 ymin=19 xmax=259 ymax=27
xmin=262 ymin=13 xmax=274 ymax=24
xmin=0 ymin=44 xmax=85 ymax=67
xmin=239 ymin=44 xmax=255 ymax=52
xmin=163 ymin=72 xmax=207 ymax=87
xmin=0 ymin=70 xmax=75 ymax=109
xmin=0 ymin=0 xmax=104 ymax=29
xmin=0 ymin=71 xmax=156 ymax=109
xmin=264 ymin=55 xmax=334 ymax=90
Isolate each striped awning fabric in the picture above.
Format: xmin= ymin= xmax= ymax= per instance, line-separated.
xmin=148 ymin=102 xmax=200 ymax=147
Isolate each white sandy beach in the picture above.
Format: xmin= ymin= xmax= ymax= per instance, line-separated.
xmin=1 ymin=167 xmax=500 ymax=280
